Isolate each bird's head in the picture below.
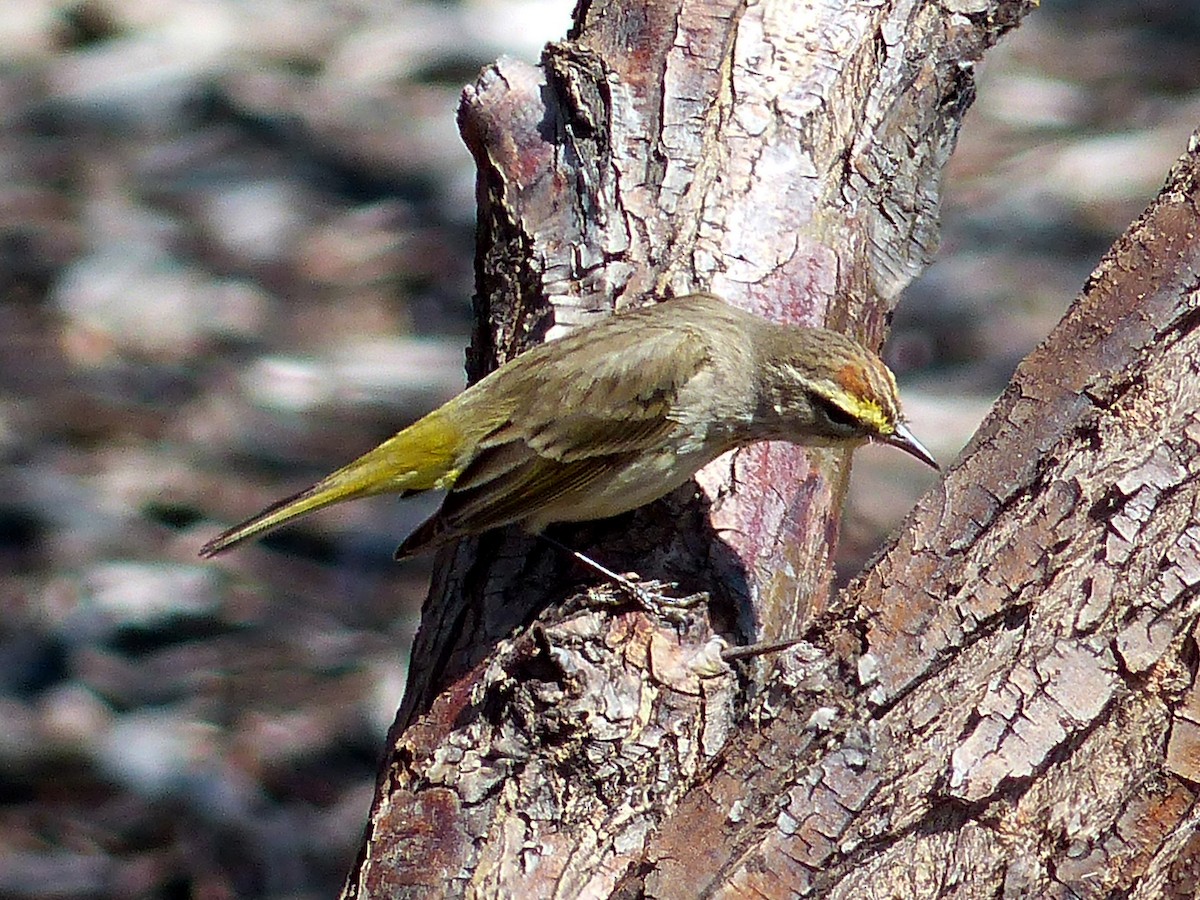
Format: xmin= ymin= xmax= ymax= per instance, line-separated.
xmin=757 ymin=326 xmax=938 ymax=469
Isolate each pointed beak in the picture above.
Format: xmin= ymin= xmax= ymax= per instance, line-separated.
xmin=883 ymin=421 xmax=940 ymax=470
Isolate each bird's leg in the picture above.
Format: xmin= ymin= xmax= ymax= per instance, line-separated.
xmin=534 ymin=533 xmax=706 ymax=615
xmin=719 ymin=636 xmax=805 ymax=662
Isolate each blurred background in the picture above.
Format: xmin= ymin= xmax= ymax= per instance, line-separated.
xmin=0 ymin=1 xmax=1197 ymax=896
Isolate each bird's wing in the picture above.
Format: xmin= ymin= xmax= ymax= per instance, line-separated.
xmin=492 ymin=318 xmax=712 ymax=460
xmin=394 ymin=451 xmax=623 ymax=557
xmin=397 ymin=319 xmax=711 ymax=555
xmin=444 ymin=452 xmax=632 ymax=535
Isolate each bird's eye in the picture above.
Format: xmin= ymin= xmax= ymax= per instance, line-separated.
xmin=817 ymin=396 xmax=858 ymax=430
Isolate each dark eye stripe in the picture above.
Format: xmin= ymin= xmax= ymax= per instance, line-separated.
xmin=816 ymin=395 xmax=858 ymax=428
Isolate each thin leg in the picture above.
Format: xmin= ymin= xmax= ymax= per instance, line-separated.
xmin=720 ymin=636 xmax=805 ymax=662
xmin=537 ymin=533 xmax=639 ymax=589
xmin=535 ymin=533 xmax=705 ymax=613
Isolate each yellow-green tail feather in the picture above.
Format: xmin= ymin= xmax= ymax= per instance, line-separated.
xmin=199 ymin=410 xmax=464 ymax=557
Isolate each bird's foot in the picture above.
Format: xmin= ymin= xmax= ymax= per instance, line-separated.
xmin=537 ymin=535 xmax=705 ymax=620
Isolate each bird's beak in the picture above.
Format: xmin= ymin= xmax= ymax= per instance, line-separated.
xmin=883 ymin=422 xmax=940 ymax=470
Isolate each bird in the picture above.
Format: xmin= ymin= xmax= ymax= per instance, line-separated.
xmin=199 ymin=292 xmax=937 ymax=560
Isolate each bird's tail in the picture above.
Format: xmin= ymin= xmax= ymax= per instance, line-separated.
xmin=199 ymin=410 xmax=464 ymax=557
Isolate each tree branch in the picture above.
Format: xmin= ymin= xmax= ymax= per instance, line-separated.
xmin=636 ymin=132 xmax=1200 ymax=899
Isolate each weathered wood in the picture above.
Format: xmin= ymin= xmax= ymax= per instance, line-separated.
xmin=341 ymin=1 xmax=1045 ymax=896
xmin=635 ymin=134 xmax=1200 ymax=899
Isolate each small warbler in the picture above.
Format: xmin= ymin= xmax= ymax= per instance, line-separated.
xmin=200 ymin=293 xmax=936 ymax=559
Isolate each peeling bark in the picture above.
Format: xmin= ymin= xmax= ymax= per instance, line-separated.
xmin=633 ymin=138 xmax=1200 ymax=899
xmin=325 ymin=1 xmax=1200 ymax=897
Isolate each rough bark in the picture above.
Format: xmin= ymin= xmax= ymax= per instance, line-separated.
xmin=632 ymin=135 xmax=1200 ymax=899
xmin=334 ymin=0 xmax=1092 ymax=897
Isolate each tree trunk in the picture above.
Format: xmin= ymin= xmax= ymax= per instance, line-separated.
xmin=328 ymin=1 xmax=1200 ymax=897
xmin=631 ymin=136 xmax=1200 ymax=899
